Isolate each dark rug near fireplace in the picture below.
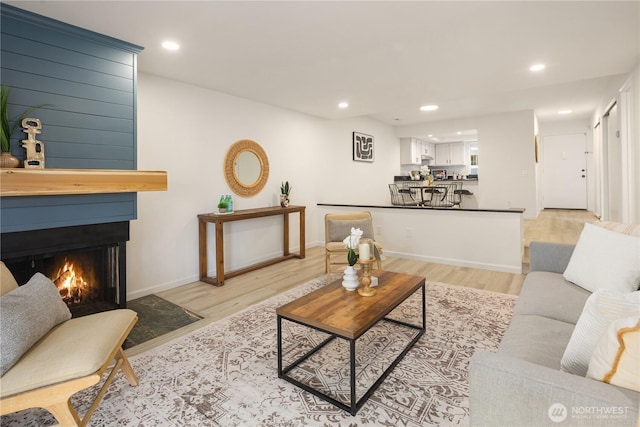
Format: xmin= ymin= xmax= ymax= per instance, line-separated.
xmin=123 ymin=295 xmax=202 ymax=349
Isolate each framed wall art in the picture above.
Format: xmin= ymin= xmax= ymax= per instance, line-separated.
xmin=352 ymin=132 xmax=374 ymax=162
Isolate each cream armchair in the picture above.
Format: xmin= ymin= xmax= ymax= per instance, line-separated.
xmin=0 ymin=262 xmax=139 ymax=427
xmin=324 ymin=211 xmax=383 ymax=283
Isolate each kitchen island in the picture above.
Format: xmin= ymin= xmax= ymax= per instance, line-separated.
xmin=317 ymin=203 xmax=524 ymax=274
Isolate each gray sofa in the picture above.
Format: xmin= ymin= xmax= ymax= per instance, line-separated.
xmin=469 ymin=241 xmax=640 ymax=427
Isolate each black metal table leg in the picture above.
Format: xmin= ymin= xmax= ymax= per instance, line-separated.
xmin=277 ymin=315 xmax=283 ymax=377
xmin=350 ymin=338 xmax=357 ymax=415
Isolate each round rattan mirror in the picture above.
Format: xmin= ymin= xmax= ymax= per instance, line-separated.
xmin=224 ymin=139 xmax=269 ymax=197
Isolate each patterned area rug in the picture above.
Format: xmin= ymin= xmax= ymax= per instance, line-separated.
xmin=1 ymin=277 xmax=517 ymax=426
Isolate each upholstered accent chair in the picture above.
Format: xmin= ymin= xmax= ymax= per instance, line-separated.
xmin=0 ymin=262 xmax=139 ymax=427
xmin=324 ymin=211 xmax=383 ymax=283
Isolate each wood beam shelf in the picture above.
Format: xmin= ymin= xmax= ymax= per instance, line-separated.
xmin=0 ymin=168 xmax=167 ymax=197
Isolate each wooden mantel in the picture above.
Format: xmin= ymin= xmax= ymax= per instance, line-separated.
xmin=0 ymin=168 xmax=167 ymax=197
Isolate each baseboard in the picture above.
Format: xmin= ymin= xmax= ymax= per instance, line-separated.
xmin=384 ymin=250 xmax=523 ymax=274
xmin=127 ymin=275 xmax=199 ymax=301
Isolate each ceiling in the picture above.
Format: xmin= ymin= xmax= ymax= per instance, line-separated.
xmin=6 ymin=1 xmax=639 ymax=129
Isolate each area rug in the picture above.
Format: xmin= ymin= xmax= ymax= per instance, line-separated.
xmin=1 ymin=278 xmax=517 ymax=427
xmin=123 ymin=294 xmax=202 ymax=349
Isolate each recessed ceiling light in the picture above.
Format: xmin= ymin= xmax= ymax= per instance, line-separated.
xmin=338 ymin=102 xmax=349 ymax=109
xmin=162 ymin=41 xmax=180 ymax=51
xmin=419 ymin=105 xmax=439 ymax=112
xmin=529 ymin=63 xmax=545 ymax=72
xmin=558 ymin=110 xmax=573 ymax=115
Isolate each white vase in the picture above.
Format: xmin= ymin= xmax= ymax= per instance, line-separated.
xmin=342 ymin=266 xmax=359 ymax=291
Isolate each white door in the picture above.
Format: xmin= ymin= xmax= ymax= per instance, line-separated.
xmin=542 ymin=133 xmax=587 ymax=209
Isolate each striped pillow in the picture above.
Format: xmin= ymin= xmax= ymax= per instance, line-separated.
xmin=560 ymin=289 xmax=640 ymax=376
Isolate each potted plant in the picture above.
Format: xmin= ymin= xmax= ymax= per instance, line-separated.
xmin=217 ymin=200 xmax=229 ymax=213
xmin=280 ymin=181 xmax=292 ymax=207
xmin=1 ymin=85 xmax=50 ymax=168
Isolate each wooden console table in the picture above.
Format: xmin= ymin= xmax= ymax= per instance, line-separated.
xmin=198 ymin=205 xmax=306 ymax=286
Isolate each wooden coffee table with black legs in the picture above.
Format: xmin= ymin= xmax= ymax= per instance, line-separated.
xmin=276 ymin=270 xmax=425 ymax=415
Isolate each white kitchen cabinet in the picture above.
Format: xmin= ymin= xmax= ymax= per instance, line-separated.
xmin=421 ymin=141 xmax=434 ymax=158
xmin=400 ymin=138 xmax=422 ymax=165
xmin=434 ymin=142 xmax=467 ymax=166
xmin=435 ymin=144 xmax=448 ymax=165
xmin=449 ymin=142 xmax=466 ymax=165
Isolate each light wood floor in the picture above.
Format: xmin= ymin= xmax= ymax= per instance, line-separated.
xmin=127 ymin=209 xmax=598 ymax=355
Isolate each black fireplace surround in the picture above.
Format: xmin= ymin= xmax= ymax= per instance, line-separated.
xmin=1 ymin=222 xmax=129 ymax=317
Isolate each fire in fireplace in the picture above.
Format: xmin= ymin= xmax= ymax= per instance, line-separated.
xmin=54 ymin=260 xmax=89 ymax=306
xmin=44 ymin=245 xmax=119 ymax=312
xmin=1 ymin=222 xmax=129 ymax=317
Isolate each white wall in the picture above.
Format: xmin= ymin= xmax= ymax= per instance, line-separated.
xmin=127 ymin=73 xmax=400 ymax=298
xmin=590 ymin=64 xmax=640 ymax=223
xmin=317 ymin=205 xmax=523 ymax=274
xmin=314 ymin=119 xmax=401 ymax=207
xmin=396 ymin=110 xmax=538 ymax=219
xmin=534 ymin=115 xmax=541 ymax=214
xmin=129 ymin=69 xmax=640 ymax=298
xmin=628 ymin=64 xmax=640 ymax=223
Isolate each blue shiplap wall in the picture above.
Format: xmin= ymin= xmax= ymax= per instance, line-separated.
xmin=0 ymin=4 xmax=143 ymax=232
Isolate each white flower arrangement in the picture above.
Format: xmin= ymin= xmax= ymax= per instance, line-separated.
xmin=343 ymin=227 xmax=363 ymax=266
xmin=421 ymin=165 xmax=433 ymax=184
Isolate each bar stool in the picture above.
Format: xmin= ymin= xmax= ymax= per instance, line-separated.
xmin=453 ymin=186 xmax=474 ymax=207
xmin=388 ymin=184 xmax=421 ymax=206
xmin=421 ymin=187 xmax=444 ymax=206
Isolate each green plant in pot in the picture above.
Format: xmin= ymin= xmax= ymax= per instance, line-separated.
xmin=1 ymin=85 xmax=50 ymax=168
xmin=217 ymin=200 xmax=229 ymax=213
xmin=280 ymin=181 xmax=292 ymax=207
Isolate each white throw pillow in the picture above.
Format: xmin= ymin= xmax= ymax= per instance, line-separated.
xmin=561 ymin=289 xmax=640 ymax=376
xmin=587 ymin=315 xmax=640 ymax=392
xmin=563 ymin=223 xmax=640 ymax=293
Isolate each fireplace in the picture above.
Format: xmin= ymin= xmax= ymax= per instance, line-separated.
xmin=1 ymin=222 xmax=129 ymax=317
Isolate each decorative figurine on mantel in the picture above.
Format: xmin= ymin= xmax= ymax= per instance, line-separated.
xmin=21 ymin=118 xmax=45 ymax=169
xmin=1 ymin=85 xmax=50 ymax=168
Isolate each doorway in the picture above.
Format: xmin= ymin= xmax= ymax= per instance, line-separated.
xmin=542 ymin=133 xmax=587 ymax=209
